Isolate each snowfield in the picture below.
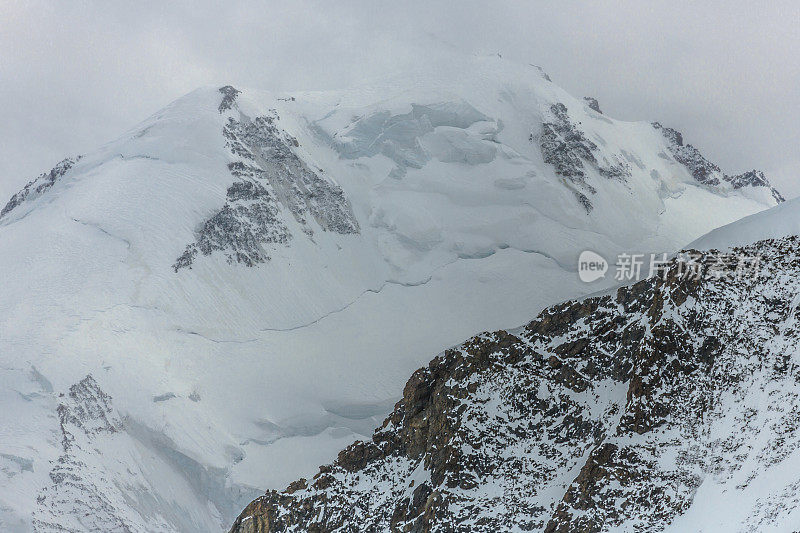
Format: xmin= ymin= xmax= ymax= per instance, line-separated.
xmin=690 ymin=195 xmax=800 ymax=251
xmin=0 ymin=55 xmax=781 ymax=532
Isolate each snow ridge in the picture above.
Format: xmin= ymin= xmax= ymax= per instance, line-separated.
xmin=653 ymin=121 xmax=784 ymax=202
xmin=1 ymin=157 xmax=81 ymax=219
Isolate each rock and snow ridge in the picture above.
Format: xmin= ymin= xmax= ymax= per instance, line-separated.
xmin=231 ymin=235 xmax=800 ymax=532
xmin=173 ymin=87 xmax=359 ymax=270
xmin=652 ymin=122 xmax=785 ymax=203
xmin=0 ymin=157 xmax=81 ymax=219
xmin=0 ymin=54 xmax=785 ymax=532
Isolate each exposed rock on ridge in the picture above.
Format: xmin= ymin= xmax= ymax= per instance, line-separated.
xmin=1 ymin=157 xmax=81 ymax=219
xmin=32 ymin=376 xmax=127 ymax=532
xmin=583 ymin=97 xmax=602 ymax=114
xmin=230 ymin=235 xmax=800 ymax=532
xmin=728 ymin=169 xmax=785 ymax=203
xmin=652 ymin=122 xmax=784 ymax=202
xmin=174 ymin=87 xmax=359 ymax=270
xmin=538 ymin=103 xmax=630 ymax=212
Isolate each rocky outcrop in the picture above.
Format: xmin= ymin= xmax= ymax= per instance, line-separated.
xmin=726 ymin=169 xmax=785 ymax=203
xmin=583 ymin=97 xmax=602 ymax=114
xmin=173 ymin=179 xmax=289 ymax=269
xmin=653 ymin=122 xmax=784 ymax=202
xmin=175 ymin=87 xmax=359 ymax=270
xmin=652 ymin=121 xmax=722 ymax=186
xmin=230 ymin=235 xmax=800 ymax=532
xmin=219 ymin=85 xmax=241 ymax=113
xmin=32 ymin=376 xmax=127 ymax=532
xmin=538 ymin=103 xmax=630 ymax=212
xmin=1 ymin=157 xmax=81 ymax=219
xmin=31 ymin=374 xmax=261 ymax=533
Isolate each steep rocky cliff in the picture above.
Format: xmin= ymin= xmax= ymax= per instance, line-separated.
xmin=231 ymin=235 xmax=800 ymax=532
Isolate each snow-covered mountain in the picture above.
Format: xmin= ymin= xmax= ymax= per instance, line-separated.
xmin=231 ymin=233 xmax=800 ymax=532
xmin=0 ymin=55 xmax=782 ymax=532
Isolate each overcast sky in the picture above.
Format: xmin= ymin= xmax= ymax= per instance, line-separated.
xmin=1 ymin=0 xmax=799 ymax=201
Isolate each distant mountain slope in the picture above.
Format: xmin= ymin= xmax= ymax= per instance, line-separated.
xmin=0 ymin=54 xmax=782 ymax=532
xmin=690 ymin=196 xmax=800 ymax=251
xmin=231 ymin=235 xmax=800 ymax=533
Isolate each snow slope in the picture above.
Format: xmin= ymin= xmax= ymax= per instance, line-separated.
xmin=0 ymin=54 xmax=782 ymax=532
xmin=690 ymin=195 xmax=800 ymax=251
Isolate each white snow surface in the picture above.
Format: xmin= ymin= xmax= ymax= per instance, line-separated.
xmin=690 ymin=195 xmax=800 ymax=251
xmin=0 ymin=55 xmax=779 ymax=532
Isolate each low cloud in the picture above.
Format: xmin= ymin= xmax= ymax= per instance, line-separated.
xmin=2 ymin=0 xmax=798 ymax=199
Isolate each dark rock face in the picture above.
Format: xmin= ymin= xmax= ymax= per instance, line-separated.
xmin=219 ymin=85 xmax=241 ymax=113
xmin=652 ymin=122 xmax=722 ymax=186
xmin=672 ymin=144 xmax=722 ymax=185
xmin=726 ymin=169 xmax=785 ymax=203
xmin=540 ymin=103 xmax=598 ymax=182
xmin=583 ymin=97 xmax=602 ymax=114
xmin=727 ymin=168 xmax=770 ymax=189
xmin=652 ymin=122 xmax=783 ymax=202
xmin=32 ymin=374 xmax=262 ymax=532
xmin=173 ymin=186 xmax=288 ymax=269
xmin=33 ymin=376 xmax=126 ymax=532
xmin=56 ymin=375 xmax=120 ymax=446
xmin=651 ymin=122 xmax=683 ymax=147
xmin=175 ymin=87 xmax=359 ymax=270
xmin=230 ymin=236 xmax=800 ymax=532
xmin=538 ymin=103 xmax=629 ymax=212
xmin=574 ymin=191 xmax=593 ymax=213
xmin=1 ymin=157 xmax=81 ymax=219
xmin=530 ymin=65 xmax=552 ymax=82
